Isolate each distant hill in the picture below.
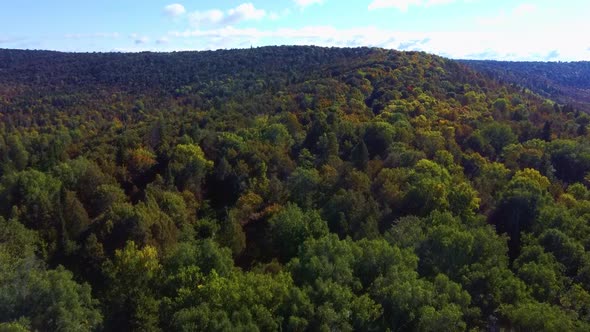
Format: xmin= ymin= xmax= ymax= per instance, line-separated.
xmin=0 ymin=46 xmax=359 ymax=97
xmin=460 ymin=59 xmax=590 ymax=110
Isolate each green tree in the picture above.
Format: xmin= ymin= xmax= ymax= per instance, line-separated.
xmin=0 ymin=217 xmax=102 ymax=332
xmin=492 ymin=169 xmax=552 ymax=258
xmin=351 ymin=140 xmax=369 ymax=170
xmin=500 ymin=301 xmax=589 ymax=331
xmin=287 ymin=167 xmax=322 ymax=209
xmin=6 ymin=134 xmax=29 ymax=171
xmin=322 ymin=189 xmax=380 ymax=239
xmin=402 ymin=159 xmax=452 ymax=216
xmin=0 ymin=170 xmax=63 ymax=254
xmin=269 ymin=204 xmax=328 ymax=261
xmin=163 ymin=270 xmax=311 ymax=332
xmin=102 ymin=241 xmax=162 ymax=332
xmin=169 ymin=143 xmax=213 ymax=192
xmin=481 ymin=123 xmax=517 ymax=155
xmin=363 ymin=121 xmax=395 ymax=158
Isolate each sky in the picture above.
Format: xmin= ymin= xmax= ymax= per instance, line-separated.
xmin=1 ymin=0 xmax=589 ymax=61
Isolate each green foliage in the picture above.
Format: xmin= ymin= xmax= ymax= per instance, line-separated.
xmin=102 ymin=241 xmax=161 ymax=331
xmin=514 ymin=244 xmax=565 ymax=302
xmin=323 ymin=188 xmax=381 ymax=239
xmin=363 ymin=121 xmax=395 ymax=158
xmin=2 ymin=46 xmax=590 ymax=330
xmin=169 ymin=143 xmax=213 ymax=192
xmin=548 ymin=139 xmax=590 ymax=183
xmin=402 ymin=159 xmax=453 ymax=216
xmin=94 ymin=197 xmax=178 ymax=253
xmin=500 ymin=301 xmax=589 ymax=331
xmin=0 ymin=170 xmax=64 ymax=254
xmin=492 ymin=168 xmax=552 ymax=257
xmin=481 ymin=123 xmax=517 ymax=155
xmin=6 ymin=135 xmax=29 ymax=171
xmin=0 ymin=217 xmax=102 ymax=332
xmin=287 ymin=167 xmax=322 ymax=209
xmin=351 ymin=140 xmax=369 ymax=170
xmin=164 ymin=239 xmax=234 ymax=278
xmin=164 ymin=270 xmax=310 ymax=332
xmin=462 ymin=59 xmax=590 ymax=110
xmin=269 ymin=204 xmax=328 ymax=261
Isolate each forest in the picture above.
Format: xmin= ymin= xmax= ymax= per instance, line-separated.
xmin=2 ymin=46 xmax=590 ymax=331
xmin=461 ymin=59 xmax=590 ymax=111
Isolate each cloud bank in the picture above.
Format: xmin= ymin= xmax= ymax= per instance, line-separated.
xmin=28 ymin=2 xmax=590 ymax=61
xmin=167 ymin=24 xmax=590 ymax=61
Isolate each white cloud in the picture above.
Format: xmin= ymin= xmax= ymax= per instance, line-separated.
xmin=164 ymin=4 xmax=186 ymax=17
xmin=293 ymin=0 xmax=325 ymax=9
xmin=225 ymin=3 xmax=266 ymax=24
xmin=167 ymin=25 xmax=590 ymax=61
xmin=368 ymin=0 xmax=456 ymax=12
xmin=189 ymin=3 xmax=265 ymax=27
xmin=172 ymin=26 xmax=404 ymax=49
xmin=189 ymin=9 xmax=225 ymax=26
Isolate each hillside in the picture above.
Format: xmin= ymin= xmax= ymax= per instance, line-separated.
xmin=2 ymin=46 xmax=590 ymax=331
xmin=461 ymin=59 xmax=590 ymax=111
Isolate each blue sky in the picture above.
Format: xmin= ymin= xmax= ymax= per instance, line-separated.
xmin=1 ymin=0 xmax=589 ymax=60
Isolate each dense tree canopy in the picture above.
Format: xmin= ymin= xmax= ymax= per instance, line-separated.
xmin=1 ymin=46 xmax=590 ymax=330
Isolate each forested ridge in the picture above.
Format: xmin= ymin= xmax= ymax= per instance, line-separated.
xmin=2 ymin=46 xmax=590 ymax=331
xmin=460 ymin=59 xmax=590 ymax=111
